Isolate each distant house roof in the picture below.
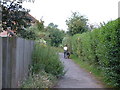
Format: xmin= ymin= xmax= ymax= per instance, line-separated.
xmin=0 ymin=14 xmax=37 ymax=37
xmin=0 ymin=30 xmax=15 ymax=37
xmin=27 ymin=13 xmax=39 ymax=23
xmin=0 ymin=31 xmax=8 ymax=37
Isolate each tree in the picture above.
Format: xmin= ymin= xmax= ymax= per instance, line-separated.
xmin=1 ymin=1 xmax=36 ymax=39
xmin=48 ymin=23 xmax=58 ymax=28
xmin=46 ymin=23 xmax=58 ymax=32
xmin=46 ymin=23 xmax=65 ymax=47
xmin=66 ymin=12 xmax=88 ymax=36
xmin=49 ymin=29 xmax=65 ymax=47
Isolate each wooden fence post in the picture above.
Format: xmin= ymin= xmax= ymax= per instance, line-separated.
xmin=2 ymin=37 xmax=17 ymax=88
xmin=0 ymin=37 xmax=2 ymax=89
xmin=10 ymin=37 xmax=17 ymax=88
xmin=2 ymin=37 xmax=11 ymax=88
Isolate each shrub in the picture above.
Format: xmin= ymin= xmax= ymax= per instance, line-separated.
xmin=21 ymin=71 xmax=57 ymax=88
xmin=21 ymin=44 xmax=64 ymax=88
xmin=49 ymin=29 xmax=65 ymax=47
xmin=71 ymin=18 xmax=120 ymax=87
xmin=18 ymin=30 xmax=37 ymax=40
xmin=31 ymin=44 xmax=64 ymax=77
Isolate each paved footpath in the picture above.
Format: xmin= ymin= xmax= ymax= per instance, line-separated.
xmin=54 ymin=53 xmax=104 ymax=88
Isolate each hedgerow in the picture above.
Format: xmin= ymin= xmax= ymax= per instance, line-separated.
xmin=71 ymin=18 xmax=120 ymax=87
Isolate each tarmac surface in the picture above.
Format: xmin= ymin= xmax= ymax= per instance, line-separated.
xmin=54 ymin=53 xmax=104 ymax=88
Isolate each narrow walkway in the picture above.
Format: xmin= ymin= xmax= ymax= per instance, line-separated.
xmin=54 ymin=53 xmax=103 ymax=88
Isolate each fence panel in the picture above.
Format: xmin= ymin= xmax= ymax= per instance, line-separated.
xmin=0 ymin=37 xmax=2 ymax=90
xmin=2 ymin=37 xmax=34 ymax=88
xmin=9 ymin=37 xmax=17 ymax=88
xmin=2 ymin=38 xmax=11 ymax=88
xmin=2 ymin=37 xmax=17 ymax=88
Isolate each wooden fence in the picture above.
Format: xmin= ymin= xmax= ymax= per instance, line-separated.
xmin=0 ymin=37 xmax=2 ymax=90
xmin=1 ymin=37 xmax=34 ymax=88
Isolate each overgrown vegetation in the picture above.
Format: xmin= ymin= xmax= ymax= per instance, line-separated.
xmin=32 ymin=44 xmax=64 ymax=77
xmin=21 ymin=44 xmax=64 ymax=88
xmin=69 ymin=18 xmax=120 ymax=87
xmin=27 ymin=22 xmax=65 ymax=47
xmin=21 ymin=71 xmax=57 ymax=88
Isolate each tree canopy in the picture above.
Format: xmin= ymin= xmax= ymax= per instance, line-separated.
xmin=1 ymin=1 xmax=36 ymax=39
xmin=66 ymin=12 xmax=88 ymax=36
xmin=46 ymin=23 xmax=65 ymax=47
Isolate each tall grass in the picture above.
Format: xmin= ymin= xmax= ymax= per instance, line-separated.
xmin=31 ymin=44 xmax=64 ymax=77
xmin=21 ymin=44 xmax=64 ymax=88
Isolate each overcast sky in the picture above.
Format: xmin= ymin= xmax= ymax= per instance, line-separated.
xmin=22 ymin=0 xmax=119 ymax=30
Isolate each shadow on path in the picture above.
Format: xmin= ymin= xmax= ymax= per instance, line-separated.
xmin=54 ymin=53 xmax=104 ymax=88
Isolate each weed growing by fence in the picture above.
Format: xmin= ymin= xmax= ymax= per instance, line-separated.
xmin=71 ymin=18 xmax=120 ymax=87
xmin=31 ymin=44 xmax=64 ymax=77
xmin=21 ymin=71 xmax=57 ymax=88
xmin=21 ymin=44 xmax=64 ymax=88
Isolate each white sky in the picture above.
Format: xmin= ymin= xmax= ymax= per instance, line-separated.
xmin=22 ymin=0 xmax=119 ymax=30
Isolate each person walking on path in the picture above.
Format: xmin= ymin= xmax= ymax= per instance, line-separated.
xmin=63 ymin=45 xmax=68 ymax=58
xmin=63 ymin=45 xmax=70 ymax=59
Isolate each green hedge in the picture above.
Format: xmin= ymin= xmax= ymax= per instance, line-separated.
xmin=71 ymin=18 xmax=120 ymax=87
